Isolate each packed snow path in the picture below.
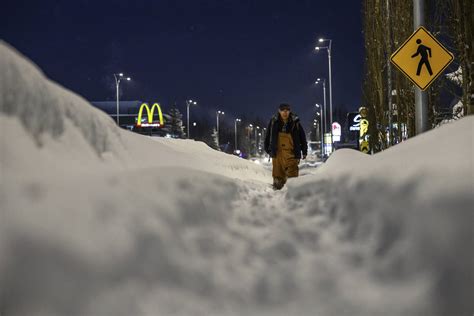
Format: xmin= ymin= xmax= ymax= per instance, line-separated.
xmin=1 ymin=41 xmax=473 ymax=316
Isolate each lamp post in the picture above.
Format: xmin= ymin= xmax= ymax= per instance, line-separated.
xmin=316 ymin=38 xmax=333 ymax=150
xmin=186 ymin=99 xmax=197 ymax=139
xmin=114 ymin=73 xmax=131 ymax=126
xmin=315 ymin=104 xmax=323 ymax=159
xmin=254 ymin=126 xmax=260 ymax=156
xmin=216 ymin=110 xmax=224 ymax=148
xmin=316 ymin=38 xmax=333 ymax=127
xmin=234 ymin=118 xmax=241 ymax=151
xmin=315 ymin=78 xmax=327 ymax=136
xmin=248 ymin=124 xmax=253 ymax=138
xmin=258 ymin=132 xmax=262 ymax=155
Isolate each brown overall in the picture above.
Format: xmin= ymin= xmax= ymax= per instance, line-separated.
xmin=272 ymin=132 xmax=299 ymax=188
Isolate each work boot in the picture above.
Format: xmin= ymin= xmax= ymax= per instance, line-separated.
xmin=272 ymin=177 xmax=286 ymax=190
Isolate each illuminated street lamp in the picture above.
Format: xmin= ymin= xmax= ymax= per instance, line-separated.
xmin=315 ymin=104 xmax=324 ymax=159
xmin=248 ymin=124 xmax=253 ymax=139
xmin=254 ymin=126 xmax=260 ymax=156
xmin=216 ymin=110 xmax=225 ymax=147
xmin=315 ymin=38 xmax=333 ymax=149
xmin=315 ymin=78 xmax=327 ymax=135
xmin=234 ymin=118 xmax=241 ymax=151
xmin=186 ymin=99 xmax=198 ymax=139
xmin=114 ymin=73 xmax=131 ymax=126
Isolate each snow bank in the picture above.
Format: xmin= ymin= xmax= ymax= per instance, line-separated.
xmin=1 ymin=41 xmax=473 ymax=316
xmin=286 ymin=117 xmax=474 ymax=314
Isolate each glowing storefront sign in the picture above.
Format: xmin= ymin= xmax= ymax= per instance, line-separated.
xmin=136 ymin=103 xmax=164 ymax=127
xmin=332 ymin=122 xmax=341 ymax=142
xmin=347 ymin=112 xmax=361 ymax=131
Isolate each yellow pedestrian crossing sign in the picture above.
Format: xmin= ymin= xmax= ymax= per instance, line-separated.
xmin=390 ymin=26 xmax=454 ymax=91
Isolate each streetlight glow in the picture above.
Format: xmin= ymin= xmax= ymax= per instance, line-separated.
xmin=114 ymin=73 xmax=131 ymax=126
xmin=186 ymin=99 xmax=198 ymax=139
xmin=314 ymin=37 xmax=333 ymax=152
xmin=216 ymin=110 xmax=225 ymax=148
xmin=234 ymin=118 xmax=242 ymax=151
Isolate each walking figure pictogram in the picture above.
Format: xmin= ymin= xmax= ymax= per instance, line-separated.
xmin=411 ymin=39 xmax=433 ymax=76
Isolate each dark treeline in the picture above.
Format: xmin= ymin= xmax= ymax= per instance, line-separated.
xmin=362 ymin=0 xmax=472 ymax=152
xmin=165 ymin=107 xmax=268 ymax=157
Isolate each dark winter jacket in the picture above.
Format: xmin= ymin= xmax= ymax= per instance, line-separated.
xmin=264 ymin=113 xmax=308 ymax=159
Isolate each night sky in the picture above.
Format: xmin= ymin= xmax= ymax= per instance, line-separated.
xmin=1 ymin=0 xmax=364 ymax=129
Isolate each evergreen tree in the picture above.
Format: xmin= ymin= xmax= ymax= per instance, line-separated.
xmin=209 ymin=128 xmax=219 ymax=150
xmin=167 ymin=106 xmax=185 ymax=138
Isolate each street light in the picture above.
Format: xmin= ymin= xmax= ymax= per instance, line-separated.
xmin=114 ymin=73 xmax=131 ymax=126
xmin=234 ymin=118 xmax=241 ymax=151
xmin=254 ymin=126 xmax=260 ymax=156
xmin=186 ymin=99 xmax=197 ymax=139
xmin=216 ymin=110 xmax=224 ymax=148
xmin=315 ymin=78 xmax=327 ymax=136
xmin=315 ymin=38 xmax=333 ymax=149
xmin=315 ymin=104 xmax=324 ymax=159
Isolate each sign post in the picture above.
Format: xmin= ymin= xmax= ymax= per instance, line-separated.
xmin=413 ymin=0 xmax=428 ymax=134
xmin=390 ymin=1 xmax=454 ymax=135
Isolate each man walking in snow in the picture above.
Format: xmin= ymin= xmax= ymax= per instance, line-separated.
xmin=264 ymin=103 xmax=308 ymax=190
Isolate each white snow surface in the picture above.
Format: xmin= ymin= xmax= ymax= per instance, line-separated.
xmin=1 ymin=41 xmax=473 ymax=316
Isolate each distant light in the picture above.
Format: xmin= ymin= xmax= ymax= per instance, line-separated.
xmin=193 ymin=101 xmax=197 ymax=105
xmin=315 ymin=47 xmax=320 ymax=51
xmin=126 ymin=77 xmax=131 ymax=81
xmin=315 ymin=104 xmax=320 ymax=108
xmin=318 ymin=38 xmax=324 ymax=42
xmin=119 ymin=73 xmax=123 ymax=76
xmin=193 ymin=122 xmax=197 ymax=126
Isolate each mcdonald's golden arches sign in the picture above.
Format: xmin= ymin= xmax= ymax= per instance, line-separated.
xmin=136 ymin=103 xmax=164 ymax=127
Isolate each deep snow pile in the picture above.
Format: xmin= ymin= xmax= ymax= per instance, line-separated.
xmin=1 ymin=41 xmax=473 ymax=316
